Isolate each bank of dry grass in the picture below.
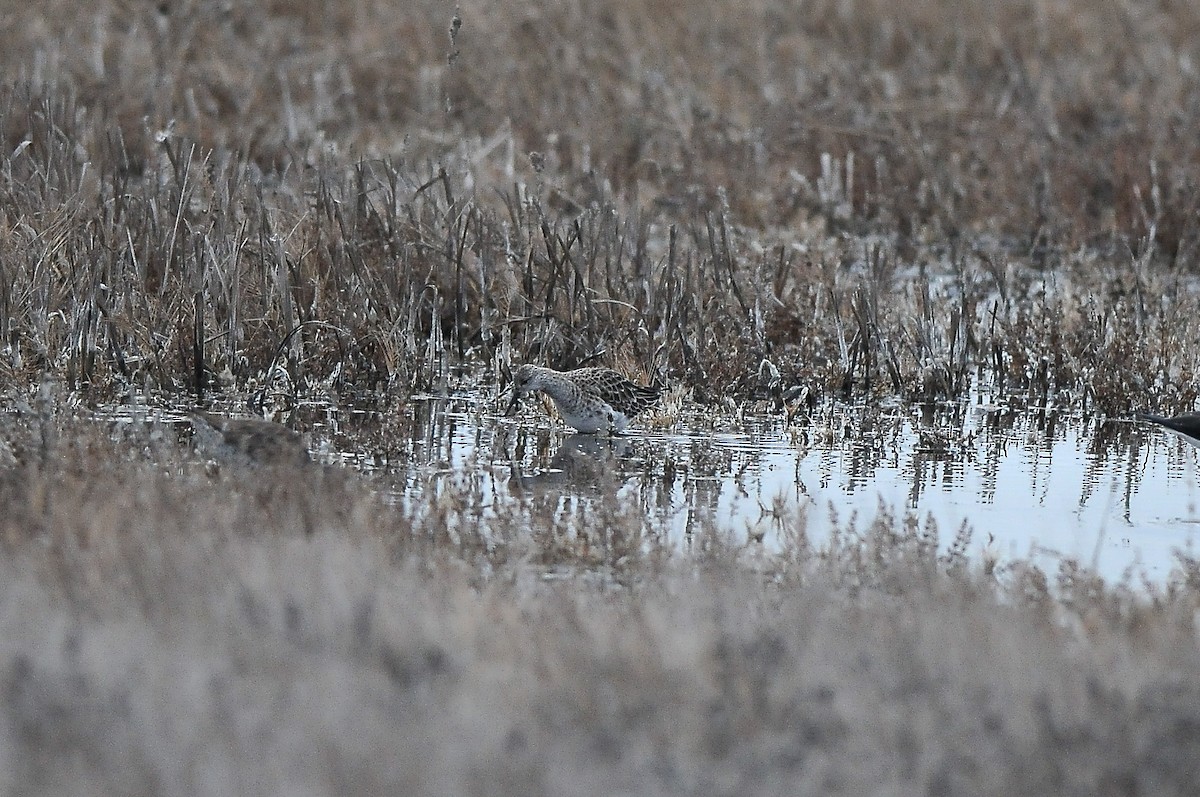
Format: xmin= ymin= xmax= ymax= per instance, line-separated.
xmin=1 ymin=1 xmax=1199 ymax=412
xmin=0 ymin=416 xmax=1197 ymax=795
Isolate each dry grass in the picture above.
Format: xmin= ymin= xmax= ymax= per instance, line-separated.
xmin=0 ymin=415 xmax=1198 ymax=795
xmin=0 ymin=1 xmax=1199 ymax=412
xmin=3 ymin=1 xmax=1200 ymax=793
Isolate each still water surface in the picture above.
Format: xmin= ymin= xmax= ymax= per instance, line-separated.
xmin=337 ymin=392 xmax=1200 ymax=585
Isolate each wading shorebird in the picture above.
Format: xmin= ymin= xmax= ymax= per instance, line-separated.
xmin=190 ymin=411 xmax=311 ymax=468
xmin=506 ymin=364 xmax=661 ymax=434
xmin=1138 ymin=412 xmax=1200 ymax=450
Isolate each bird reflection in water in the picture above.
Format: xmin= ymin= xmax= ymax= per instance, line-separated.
xmin=509 ymin=433 xmax=632 ymax=492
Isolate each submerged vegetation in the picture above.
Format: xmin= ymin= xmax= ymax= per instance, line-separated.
xmin=2 ymin=0 xmax=1200 ymax=793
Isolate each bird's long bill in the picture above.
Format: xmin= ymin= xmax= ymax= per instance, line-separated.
xmin=505 ymin=390 xmax=521 ymax=415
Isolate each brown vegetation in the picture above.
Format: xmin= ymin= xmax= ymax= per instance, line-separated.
xmin=0 ymin=1 xmax=1199 ymax=412
xmin=0 ymin=416 xmax=1197 ymax=795
xmin=2 ymin=1 xmax=1200 ymax=793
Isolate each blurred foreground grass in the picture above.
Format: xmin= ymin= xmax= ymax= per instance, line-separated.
xmin=0 ymin=413 xmax=1198 ymax=795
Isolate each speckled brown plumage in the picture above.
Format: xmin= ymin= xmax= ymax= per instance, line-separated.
xmin=190 ymin=411 xmax=311 ymax=468
xmin=507 ymin=365 xmax=661 ymax=434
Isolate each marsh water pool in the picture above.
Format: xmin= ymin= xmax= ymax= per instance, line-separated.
xmin=294 ymin=387 xmax=1200 ymax=586
xmin=93 ymin=386 xmax=1199 ymax=585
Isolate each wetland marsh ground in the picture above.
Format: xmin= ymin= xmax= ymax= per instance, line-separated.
xmin=4 ymin=0 xmax=1200 ymax=793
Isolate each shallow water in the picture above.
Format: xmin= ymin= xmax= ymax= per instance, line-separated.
xmin=101 ymin=388 xmax=1200 ymax=585
xmin=328 ymin=391 xmax=1200 ymax=585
